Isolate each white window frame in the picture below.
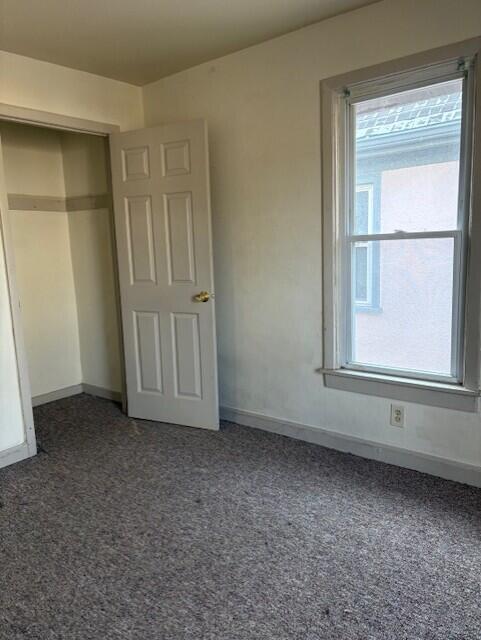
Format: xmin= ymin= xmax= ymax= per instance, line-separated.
xmin=320 ymin=38 xmax=481 ymax=411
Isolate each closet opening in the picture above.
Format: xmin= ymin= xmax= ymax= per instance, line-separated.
xmin=0 ymin=119 xmax=125 ymax=423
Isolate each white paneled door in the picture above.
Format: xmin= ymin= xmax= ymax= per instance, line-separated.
xmin=110 ymin=120 xmax=219 ymax=430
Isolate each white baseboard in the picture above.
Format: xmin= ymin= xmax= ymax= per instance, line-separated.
xmin=82 ymin=384 xmax=122 ymax=402
xmin=220 ymin=406 xmax=481 ymax=489
xmin=32 ymin=384 xmax=121 ymax=407
xmin=32 ymin=384 xmax=84 ymax=407
xmin=0 ymin=442 xmax=33 ymax=470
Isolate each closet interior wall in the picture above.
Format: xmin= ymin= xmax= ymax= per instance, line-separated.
xmin=0 ymin=121 xmax=122 ymax=403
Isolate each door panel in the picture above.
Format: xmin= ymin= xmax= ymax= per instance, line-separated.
xmin=110 ymin=120 xmax=218 ymax=429
xmin=164 ymin=192 xmax=195 ymax=284
xmin=172 ymin=312 xmax=202 ymax=398
xmin=125 ymin=195 xmax=156 ymax=284
xmin=134 ymin=311 xmax=163 ymax=394
xmin=122 ymin=146 xmax=150 ymax=181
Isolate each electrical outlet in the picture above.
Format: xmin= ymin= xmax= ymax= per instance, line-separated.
xmin=390 ymin=404 xmax=405 ymax=428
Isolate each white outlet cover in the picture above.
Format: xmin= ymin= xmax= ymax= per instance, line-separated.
xmin=390 ymin=404 xmax=405 ymax=428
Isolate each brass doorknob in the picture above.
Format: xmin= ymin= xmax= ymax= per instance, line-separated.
xmin=194 ymin=291 xmax=212 ymax=302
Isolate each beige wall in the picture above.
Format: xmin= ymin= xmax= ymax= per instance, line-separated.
xmin=1 ymin=122 xmax=122 ymax=397
xmin=1 ymin=123 xmax=66 ymax=197
xmin=0 ymin=50 xmax=143 ymax=131
xmin=0 ymin=122 xmax=65 ymax=197
xmin=61 ymin=133 xmax=109 ymax=196
xmin=62 ymin=131 xmax=122 ymax=394
xmin=1 ymin=122 xmax=82 ymax=397
xmin=142 ymin=0 xmax=481 ymax=466
xmin=66 ymin=209 xmax=122 ymax=393
xmin=10 ymin=210 xmax=83 ymax=397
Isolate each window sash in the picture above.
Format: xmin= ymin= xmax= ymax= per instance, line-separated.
xmin=345 ymin=60 xmax=469 ymax=103
xmin=344 ymin=233 xmax=464 ymax=384
xmin=340 ymin=69 xmax=471 ymax=384
xmin=347 ymin=230 xmax=460 ymax=242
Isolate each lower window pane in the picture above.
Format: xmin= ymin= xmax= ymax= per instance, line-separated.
xmin=351 ymin=238 xmax=455 ymax=376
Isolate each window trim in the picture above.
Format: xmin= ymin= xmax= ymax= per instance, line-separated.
xmin=320 ymin=38 xmax=481 ymax=410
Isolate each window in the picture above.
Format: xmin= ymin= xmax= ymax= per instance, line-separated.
xmin=321 ymin=41 xmax=481 ymax=410
xmin=354 ymin=184 xmax=379 ymax=309
xmin=350 ymin=78 xmax=464 ymax=380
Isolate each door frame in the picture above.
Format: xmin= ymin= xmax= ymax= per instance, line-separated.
xmin=0 ymin=136 xmax=36 ymax=467
xmin=0 ymin=103 xmax=119 ymax=136
xmin=0 ymin=102 xmax=127 ymax=466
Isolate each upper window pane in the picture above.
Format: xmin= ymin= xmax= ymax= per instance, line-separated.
xmin=353 ymin=78 xmax=463 ymax=235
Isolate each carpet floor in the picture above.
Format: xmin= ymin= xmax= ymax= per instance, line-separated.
xmin=1 ymin=394 xmax=481 ymax=639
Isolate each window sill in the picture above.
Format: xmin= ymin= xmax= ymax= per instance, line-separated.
xmin=319 ymin=368 xmax=479 ymax=412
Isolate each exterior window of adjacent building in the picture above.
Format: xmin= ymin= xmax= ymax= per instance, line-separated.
xmin=321 ymin=43 xmax=481 ymax=408
xmin=354 ymin=183 xmax=378 ymax=309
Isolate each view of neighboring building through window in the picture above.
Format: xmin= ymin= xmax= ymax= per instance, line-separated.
xmin=347 ymin=77 xmax=465 ymax=379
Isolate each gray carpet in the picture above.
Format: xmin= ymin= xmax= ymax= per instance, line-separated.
xmin=1 ymin=395 xmax=481 ymax=639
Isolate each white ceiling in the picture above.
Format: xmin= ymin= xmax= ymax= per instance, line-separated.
xmin=0 ymin=0 xmax=380 ymax=86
